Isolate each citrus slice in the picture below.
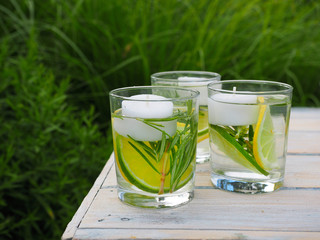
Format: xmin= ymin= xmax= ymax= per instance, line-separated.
xmin=197 ymin=132 xmax=209 ymax=143
xmin=177 ymin=108 xmax=208 ymax=143
xmin=115 ymin=134 xmax=193 ymax=193
xmin=210 ymin=125 xmax=269 ymax=176
xmin=197 ymin=108 xmax=209 ymax=142
xmin=253 ymin=97 xmax=277 ymax=170
xmin=177 ymin=122 xmax=186 ymax=130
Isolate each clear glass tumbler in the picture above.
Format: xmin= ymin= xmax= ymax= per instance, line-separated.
xmin=208 ymin=80 xmax=293 ymax=194
xmin=151 ymin=71 xmax=221 ymax=163
xmin=109 ymin=86 xmax=199 ymax=208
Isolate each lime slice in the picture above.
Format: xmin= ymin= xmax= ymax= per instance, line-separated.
xmin=210 ymin=125 xmax=269 ymax=176
xmin=115 ymin=134 xmax=193 ymax=193
xmin=177 ymin=107 xmax=208 ymax=142
xmin=253 ymin=97 xmax=277 ymax=170
xmin=197 ymin=108 xmax=209 ymax=142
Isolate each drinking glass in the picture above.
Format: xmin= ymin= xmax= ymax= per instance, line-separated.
xmin=109 ymin=86 xmax=199 ymax=208
xmin=151 ymin=71 xmax=221 ymax=163
xmin=208 ymin=80 xmax=293 ymax=194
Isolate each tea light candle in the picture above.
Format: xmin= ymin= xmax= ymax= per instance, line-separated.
xmin=113 ymin=94 xmax=177 ymax=141
xmin=208 ymin=93 xmax=259 ymax=126
xmin=178 ymin=76 xmax=209 ymax=106
xmin=122 ymin=94 xmax=173 ymax=118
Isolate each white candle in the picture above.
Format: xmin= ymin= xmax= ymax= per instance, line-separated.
xmin=208 ymin=93 xmax=259 ymax=126
xmin=177 ymin=76 xmax=210 ymax=106
xmin=122 ymin=94 xmax=173 ymax=118
xmin=113 ymin=94 xmax=177 ymax=141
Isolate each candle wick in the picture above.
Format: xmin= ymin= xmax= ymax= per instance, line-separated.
xmin=233 ymin=86 xmax=236 ymax=95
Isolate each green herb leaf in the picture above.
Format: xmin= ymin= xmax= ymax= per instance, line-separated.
xmin=127 ymin=135 xmax=157 ymax=160
xmin=187 ymin=99 xmax=193 ymax=115
xmin=249 ymin=125 xmax=254 ymax=141
xmin=157 ymin=132 xmax=168 ymax=162
xmin=111 ymin=113 xmax=124 ymax=120
xmin=128 ymin=141 xmax=160 ymax=174
xmin=211 ymin=125 xmax=269 ymax=176
xmin=141 ymin=119 xmax=171 ymax=138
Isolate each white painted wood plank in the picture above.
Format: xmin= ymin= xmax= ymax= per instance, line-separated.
xmin=290 ymin=107 xmax=320 ymax=119
xmin=289 ymin=108 xmax=320 ymax=131
xmin=284 ymin=155 xmax=320 ymax=188
xmin=79 ymin=188 xmax=320 ymax=232
xmin=288 ymin=108 xmax=320 ymax=153
xmin=287 ymin=131 xmax=320 ymax=154
xmin=193 ymin=155 xmax=320 ymax=188
xmin=289 ymin=118 xmax=320 ymax=131
xmin=73 ymin=228 xmax=320 ymax=240
xmin=103 ymin=155 xmax=320 ymax=189
xmin=61 ymin=156 xmax=114 ymax=240
xmin=103 ymin=154 xmax=117 ymax=187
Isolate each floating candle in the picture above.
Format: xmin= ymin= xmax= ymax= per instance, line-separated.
xmin=122 ymin=94 xmax=173 ymax=118
xmin=177 ymin=77 xmax=210 ymax=106
xmin=113 ymin=94 xmax=177 ymax=141
xmin=208 ymin=93 xmax=259 ymax=126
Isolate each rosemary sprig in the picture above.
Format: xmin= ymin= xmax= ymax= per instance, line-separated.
xmin=171 ymin=133 xmax=197 ymax=191
xmin=127 ymin=140 xmax=160 ymax=174
xmin=127 ymin=135 xmax=157 ymax=160
xmin=158 ymin=132 xmax=167 ymax=163
xmin=126 ymin=112 xmax=197 ymax=194
xmin=141 ymin=119 xmax=172 ymax=138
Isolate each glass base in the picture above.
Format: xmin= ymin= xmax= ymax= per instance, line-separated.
xmin=196 ymin=139 xmax=209 ymax=164
xmin=211 ymin=173 xmax=283 ymax=194
xmin=118 ymin=189 xmax=194 ymax=208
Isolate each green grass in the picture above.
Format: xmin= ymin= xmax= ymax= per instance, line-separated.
xmin=2 ymin=0 xmax=320 ymax=115
xmin=0 ymin=0 xmax=319 ymax=239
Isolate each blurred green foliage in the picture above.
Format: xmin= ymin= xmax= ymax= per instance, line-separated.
xmin=0 ymin=0 xmax=320 ymax=239
xmin=0 ymin=35 xmax=111 ymax=239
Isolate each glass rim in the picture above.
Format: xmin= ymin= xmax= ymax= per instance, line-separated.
xmin=208 ymin=80 xmax=293 ymax=95
xmin=151 ymin=70 xmax=221 ymax=83
xmin=109 ymin=85 xmax=200 ymax=101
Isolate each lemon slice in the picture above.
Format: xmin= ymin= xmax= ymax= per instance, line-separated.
xmin=197 ymin=132 xmax=209 ymax=143
xmin=253 ymin=97 xmax=277 ymax=170
xmin=115 ymin=134 xmax=193 ymax=193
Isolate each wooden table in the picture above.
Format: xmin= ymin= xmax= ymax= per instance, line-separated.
xmin=62 ymin=107 xmax=320 ymax=240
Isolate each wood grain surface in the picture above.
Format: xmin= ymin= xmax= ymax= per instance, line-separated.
xmin=62 ymin=107 xmax=320 ymax=240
